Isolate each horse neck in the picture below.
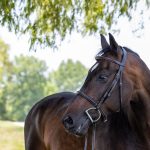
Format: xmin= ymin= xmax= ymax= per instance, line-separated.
xmin=135 ymin=56 xmax=150 ymax=92
xmin=126 ymin=58 xmax=150 ymax=148
xmin=136 ymin=62 xmax=150 ymax=118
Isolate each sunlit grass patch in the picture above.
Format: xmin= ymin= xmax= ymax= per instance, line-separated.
xmin=0 ymin=120 xmax=24 ymax=150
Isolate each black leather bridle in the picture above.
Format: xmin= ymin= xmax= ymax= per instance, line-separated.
xmin=77 ymin=47 xmax=127 ymax=150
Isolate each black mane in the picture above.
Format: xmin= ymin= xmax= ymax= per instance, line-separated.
xmin=123 ymin=46 xmax=140 ymax=57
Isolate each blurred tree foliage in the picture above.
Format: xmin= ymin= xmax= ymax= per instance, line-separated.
xmin=0 ymin=0 xmax=149 ymax=50
xmin=49 ymin=59 xmax=88 ymax=91
xmin=0 ymin=40 xmax=88 ymax=121
xmin=4 ymin=55 xmax=48 ymax=121
xmin=0 ymin=39 xmax=12 ymax=119
xmin=0 ymin=39 xmax=12 ymax=81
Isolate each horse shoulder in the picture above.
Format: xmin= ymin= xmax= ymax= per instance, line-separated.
xmin=25 ymin=92 xmax=76 ymax=150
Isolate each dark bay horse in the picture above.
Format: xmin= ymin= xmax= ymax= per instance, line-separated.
xmin=25 ymin=34 xmax=150 ymax=150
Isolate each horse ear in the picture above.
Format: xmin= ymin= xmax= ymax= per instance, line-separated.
xmin=109 ymin=33 xmax=118 ymax=52
xmin=100 ymin=34 xmax=109 ymax=49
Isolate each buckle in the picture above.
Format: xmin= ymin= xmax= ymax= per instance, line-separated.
xmin=85 ymin=107 xmax=101 ymax=123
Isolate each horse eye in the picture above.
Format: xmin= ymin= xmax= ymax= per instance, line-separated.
xmin=97 ymin=75 xmax=108 ymax=81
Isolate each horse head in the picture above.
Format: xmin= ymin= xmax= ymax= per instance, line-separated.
xmin=62 ymin=33 xmax=150 ymax=141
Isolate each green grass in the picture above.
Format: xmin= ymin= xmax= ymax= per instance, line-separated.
xmin=0 ymin=120 xmax=24 ymax=150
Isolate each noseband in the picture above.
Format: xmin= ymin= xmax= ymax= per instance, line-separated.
xmin=77 ymin=47 xmax=127 ymax=150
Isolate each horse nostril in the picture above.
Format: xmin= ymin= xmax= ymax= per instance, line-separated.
xmin=63 ymin=116 xmax=74 ymax=129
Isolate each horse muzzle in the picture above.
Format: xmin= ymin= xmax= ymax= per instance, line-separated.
xmin=62 ymin=114 xmax=91 ymax=136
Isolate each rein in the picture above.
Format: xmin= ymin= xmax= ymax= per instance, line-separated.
xmin=77 ymin=47 xmax=127 ymax=150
